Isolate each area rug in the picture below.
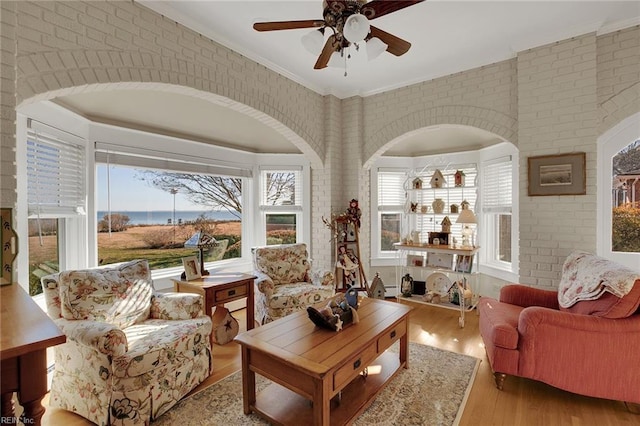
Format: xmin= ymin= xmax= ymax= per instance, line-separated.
xmin=153 ymin=342 xmax=480 ymax=426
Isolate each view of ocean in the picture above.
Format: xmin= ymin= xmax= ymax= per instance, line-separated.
xmin=97 ymin=210 xmax=239 ymax=226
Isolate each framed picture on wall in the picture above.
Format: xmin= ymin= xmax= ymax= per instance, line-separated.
xmin=528 ymin=152 xmax=586 ymax=196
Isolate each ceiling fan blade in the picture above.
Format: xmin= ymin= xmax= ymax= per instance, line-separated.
xmin=361 ymin=0 xmax=425 ymax=20
xmin=370 ymin=26 xmax=411 ymax=56
xmin=314 ymin=35 xmax=339 ymax=69
xmin=253 ymin=20 xmax=324 ymax=32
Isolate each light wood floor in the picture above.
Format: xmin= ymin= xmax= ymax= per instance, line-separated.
xmin=40 ymin=300 xmax=638 ymax=425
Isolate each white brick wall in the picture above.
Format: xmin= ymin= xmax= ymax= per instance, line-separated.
xmin=1 ymin=2 xmax=638 ymax=288
xmin=1 ymin=1 xmax=17 ymax=208
xmin=597 ymin=25 xmax=640 ymax=133
xmin=517 ymin=34 xmax=598 ymax=288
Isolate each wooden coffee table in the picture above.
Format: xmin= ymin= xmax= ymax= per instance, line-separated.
xmin=234 ymin=297 xmax=412 ymax=426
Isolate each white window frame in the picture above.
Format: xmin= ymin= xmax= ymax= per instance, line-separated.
xmin=478 ymin=143 xmax=519 ymax=282
xmin=371 ymin=167 xmax=407 ymax=264
xmin=597 ymin=112 xmax=640 ymax=269
xmin=258 ymin=166 xmax=305 ymax=246
xmin=481 ymin=156 xmax=513 ymax=270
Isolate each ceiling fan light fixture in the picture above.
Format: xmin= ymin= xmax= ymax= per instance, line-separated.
xmin=301 ymin=28 xmax=325 ymax=55
xmin=328 ymin=50 xmax=344 ymax=68
xmin=343 ymin=13 xmax=370 ymax=43
xmin=366 ymin=37 xmax=388 ymax=61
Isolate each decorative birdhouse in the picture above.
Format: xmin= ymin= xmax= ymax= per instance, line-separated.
xmin=441 ymin=216 xmax=452 ymax=233
xmin=412 ymin=177 xmax=423 ymax=189
xmin=460 ymin=199 xmax=470 ymax=210
xmin=454 ymin=170 xmax=466 ymax=187
xmin=450 ymin=204 xmax=459 ymax=214
xmin=369 ymin=272 xmax=386 ymax=300
xmin=430 ymin=169 xmax=446 ymax=188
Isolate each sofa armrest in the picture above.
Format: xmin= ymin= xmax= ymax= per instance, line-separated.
xmin=516 ymin=306 xmax=640 ymax=391
xmin=311 ymin=270 xmax=335 ymax=287
xmin=254 ymin=271 xmax=275 ymax=297
xmin=500 ymin=284 xmax=559 ymax=309
xmin=150 ymin=292 xmax=204 ymax=320
xmin=54 ymin=318 xmax=127 ymax=357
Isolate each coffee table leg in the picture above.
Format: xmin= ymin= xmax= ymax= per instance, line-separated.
xmin=400 ymin=333 xmax=409 ymax=369
xmin=313 ymin=378 xmax=331 ymax=426
xmin=240 ymin=346 xmax=255 ymax=414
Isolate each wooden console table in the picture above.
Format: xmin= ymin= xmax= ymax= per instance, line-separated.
xmin=235 ymin=297 xmax=412 ymax=426
xmin=1 ymin=284 xmax=66 ymax=426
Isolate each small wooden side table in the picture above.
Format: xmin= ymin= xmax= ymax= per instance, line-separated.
xmin=172 ymin=273 xmax=256 ymax=346
xmin=1 ymin=284 xmax=66 ymax=426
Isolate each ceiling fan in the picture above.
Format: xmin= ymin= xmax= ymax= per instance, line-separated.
xmin=253 ymin=0 xmax=425 ymax=70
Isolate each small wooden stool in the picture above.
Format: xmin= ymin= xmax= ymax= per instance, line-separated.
xmin=210 ymin=306 xmax=239 ymax=345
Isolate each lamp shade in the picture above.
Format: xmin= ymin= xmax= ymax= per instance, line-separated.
xmin=301 ymin=29 xmax=324 ymax=55
xmin=343 ymin=13 xmax=370 ymax=43
xmin=456 ymin=209 xmax=477 ymax=224
xmin=184 ymin=231 xmax=217 ymax=248
xmin=366 ymin=37 xmax=388 ymax=61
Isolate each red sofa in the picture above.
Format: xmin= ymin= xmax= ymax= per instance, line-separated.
xmin=478 ymin=253 xmax=640 ymax=407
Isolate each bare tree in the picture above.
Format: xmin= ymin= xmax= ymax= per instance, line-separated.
xmin=613 ymin=139 xmax=640 ymax=175
xmin=139 ymin=171 xmax=296 ymax=218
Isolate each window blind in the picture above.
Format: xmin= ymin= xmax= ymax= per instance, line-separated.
xmin=95 ymin=142 xmax=252 ymax=178
xmin=483 ymin=156 xmax=512 ymax=213
xmin=378 ymin=170 xmax=406 ymax=211
xmin=27 ymin=120 xmax=86 ymax=217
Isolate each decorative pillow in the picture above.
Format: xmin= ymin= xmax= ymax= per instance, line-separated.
xmin=253 ymin=243 xmax=310 ymax=285
xmin=58 ymin=259 xmax=153 ymax=328
xmin=560 ymin=278 xmax=640 ymax=319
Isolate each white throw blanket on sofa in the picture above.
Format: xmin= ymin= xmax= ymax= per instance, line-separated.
xmin=558 ymin=251 xmax=639 ymax=308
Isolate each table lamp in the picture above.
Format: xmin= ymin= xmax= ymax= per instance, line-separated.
xmin=182 ymin=231 xmax=218 ymax=278
xmin=455 ymin=206 xmax=477 ymax=248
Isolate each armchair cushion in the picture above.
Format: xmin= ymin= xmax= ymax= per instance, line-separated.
xmin=150 ymin=292 xmax=204 ymax=320
xmin=253 ymin=243 xmax=310 ymax=285
xmin=58 ymin=259 xmax=153 ymax=329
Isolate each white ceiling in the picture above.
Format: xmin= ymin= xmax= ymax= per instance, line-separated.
xmin=54 ymin=1 xmax=640 ymax=157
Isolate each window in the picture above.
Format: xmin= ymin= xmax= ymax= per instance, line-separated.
xmin=376 ymin=170 xmax=406 ymax=256
xmin=95 ymin=143 xmax=249 ymax=270
xmin=26 ymin=120 xmax=86 ymax=295
xmin=611 ymin=139 xmax=640 ymax=253
xmin=260 ymin=168 xmax=302 ymax=245
xmin=482 ymin=156 xmax=513 ymax=268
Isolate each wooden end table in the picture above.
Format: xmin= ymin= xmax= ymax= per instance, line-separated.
xmin=234 ymin=297 xmax=412 ymax=426
xmin=172 ymin=273 xmax=256 ymax=346
xmin=1 ymin=285 xmax=66 ymax=426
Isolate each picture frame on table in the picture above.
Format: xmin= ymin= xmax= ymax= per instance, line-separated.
xmin=182 ymin=256 xmax=202 ymax=281
xmin=426 ymin=253 xmax=454 ymax=270
xmin=528 ymin=152 xmax=586 ymax=196
xmin=406 ymin=254 xmax=424 ymax=267
xmin=455 ymin=255 xmax=474 ymax=273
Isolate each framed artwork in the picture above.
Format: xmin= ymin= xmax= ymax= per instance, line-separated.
xmin=528 ymin=152 xmax=586 ymax=196
xmin=182 ymin=256 xmax=202 ymax=281
xmin=428 ymin=232 xmax=449 ymax=246
xmin=406 ymin=254 xmax=424 ymax=267
xmin=426 ymin=253 xmax=454 ymax=269
xmin=455 ymin=255 xmax=474 ymax=273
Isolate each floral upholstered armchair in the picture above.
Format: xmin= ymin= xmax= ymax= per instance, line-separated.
xmin=252 ymin=243 xmax=335 ymax=325
xmin=40 ymin=259 xmax=212 ymax=426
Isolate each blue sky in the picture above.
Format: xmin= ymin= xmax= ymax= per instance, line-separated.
xmin=96 ymin=165 xmax=201 ymax=211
